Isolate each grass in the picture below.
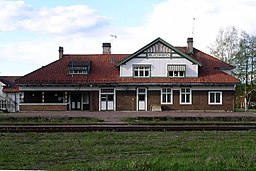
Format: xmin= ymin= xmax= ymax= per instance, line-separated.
xmin=0 ymin=131 xmax=255 ymax=170
xmin=122 ymin=116 xmax=256 ymax=124
xmin=0 ymin=116 xmax=103 ymax=124
xmin=235 ymin=108 xmax=256 ymax=112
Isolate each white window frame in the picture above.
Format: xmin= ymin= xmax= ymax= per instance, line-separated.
xmin=161 ymin=88 xmax=173 ymax=104
xmin=168 ymin=71 xmax=185 ymax=77
xmin=180 ymin=88 xmax=192 ymax=104
xmin=0 ymin=99 xmax=7 ymax=110
xmin=133 ymin=65 xmax=151 ymax=77
xmin=208 ymin=91 xmax=222 ymax=105
xmin=69 ymin=66 xmax=89 ymax=75
xmin=167 ymin=65 xmax=186 ymax=78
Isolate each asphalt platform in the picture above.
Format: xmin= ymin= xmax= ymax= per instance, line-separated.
xmin=1 ymin=111 xmax=256 ymax=123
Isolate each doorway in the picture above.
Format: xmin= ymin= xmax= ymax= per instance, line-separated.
xmin=137 ymin=88 xmax=147 ymax=111
xmin=100 ymin=88 xmax=115 ymax=111
xmin=71 ymin=93 xmax=81 ymax=110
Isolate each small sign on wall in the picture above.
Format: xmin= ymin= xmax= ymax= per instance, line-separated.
xmin=147 ymin=53 xmax=171 ymax=58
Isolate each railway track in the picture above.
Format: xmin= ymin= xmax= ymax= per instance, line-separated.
xmin=0 ymin=123 xmax=256 ymax=132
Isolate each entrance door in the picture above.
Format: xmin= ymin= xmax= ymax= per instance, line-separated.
xmin=82 ymin=93 xmax=89 ymax=110
xmin=137 ymin=88 xmax=147 ymax=111
xmin=71 ymin=93 xmax=81 ymax=110
xmin=101 ymin=94 xmax=114 ymax=111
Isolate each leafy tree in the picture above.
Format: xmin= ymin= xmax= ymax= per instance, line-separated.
xmin=209 ymin=26 xmax=239 ymax=64
xmin=235 ymin=32 xmax=256 ymax=110
xmin=209 ymin=27 xmax=256 ymax=111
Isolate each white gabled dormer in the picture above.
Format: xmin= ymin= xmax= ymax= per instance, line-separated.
xmin=116 ymin=37 xmax=202 ymax=78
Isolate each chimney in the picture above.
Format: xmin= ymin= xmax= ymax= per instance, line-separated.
xmin=187 ymin=37 xmax=193 ymax=54
xmin=102 ymin=43 xmax=111 ymax=54
xmin=59 ymin=46 xmax=64 ymax=59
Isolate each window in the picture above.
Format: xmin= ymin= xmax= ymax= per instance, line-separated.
xmin=208 ymin=91 xmax=222 ymax=105
xmin=133 ymin=65 xmax=151 ymax=77
xmin=180 ymin=88 xmax=192 ymax=104
xmin=44 ymin=91 xmax=64 ymax=103
xmin=168 ymin=65 xmax=186 ymax=77
xmin=101 ymin=88 xmax=114 ymax=93
xmin=161 ymin=88 xmax=172 ymax=104
xmin=0 ymin=100 xmax=7 ymax=110
xmin=24 ymin=92 xmax=42 ymax=103
xmin=68 ymin=61 xmax=91 ymax=75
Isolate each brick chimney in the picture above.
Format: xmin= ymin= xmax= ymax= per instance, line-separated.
xmin=102 ymin=43 xmax=111 ymax=54
xmin=187 ymin=38 xmax=193 ymax=54
xmin=59 ymin=46 xmax=63 ymax=59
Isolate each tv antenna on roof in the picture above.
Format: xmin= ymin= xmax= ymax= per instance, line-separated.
xmin=192 ymin=18 xmax=195 ymax=39
xmin=110 ymin=34 xmax=117 ymax=53
xmin=110 ymin=34 xmax=117 ymax=39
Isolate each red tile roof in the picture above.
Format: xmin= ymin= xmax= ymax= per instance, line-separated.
xmin=16 ymin=49 xmax=240 ymax=86
xmin=0 ymin=76 xmax=21 ymax=93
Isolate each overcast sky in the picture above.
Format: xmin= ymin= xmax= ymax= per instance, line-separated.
xmin=0 ymin=0 xmax=256 ymax=76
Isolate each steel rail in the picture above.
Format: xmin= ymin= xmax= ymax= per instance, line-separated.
xmin=0 ymin=124 xmax=256 ymax=132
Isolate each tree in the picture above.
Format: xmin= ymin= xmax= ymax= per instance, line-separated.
xmin=235 ymin=32 xmax=256 ymax=110
xmin=209 ymin=26 xmax=239 ymax=65
xmin=209 ymin=27 xmax=256 ymax=111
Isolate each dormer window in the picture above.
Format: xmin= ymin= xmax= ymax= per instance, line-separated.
xmin=168 ymin=65 xmax=186 ymax=77
xmin=68 ymin=61 xmax=91 ymax=75
xmin=133 ymin=65 xmax=151 ymax=77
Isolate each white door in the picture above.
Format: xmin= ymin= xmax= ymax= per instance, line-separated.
xmin=137 ymin=88 xmax=147 ymax=111
xmin=101 ymin=95 xmax=107 ymax=110
xmin=101 ymin=94 xmax=114 ymax=111
xmin=107 ymin=94 xmax=114 ymax=110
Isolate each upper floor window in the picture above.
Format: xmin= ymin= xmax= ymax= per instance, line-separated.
xmin=168 ymin=65 xmax=186 ymax=77
xmin=180 ymin=88 xmax=192 ymax=104
xmin=68 ymin=61 xmax=91 ymax=75
xmin=133 ymin=65 xmax=151 ymax=77
xmin=208 ymin=91 xmax=222 ymax=105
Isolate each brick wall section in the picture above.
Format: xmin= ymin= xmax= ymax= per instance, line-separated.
xmin=20 ymin=105 xmax=67 ymax=111
xmin=161 ymin=90 xmax=234 ymax=111
xmin=20 ymin=90 xmax=235 ymax=112
xmin=116 ymin=91 xmax=136 ymax=111
xmin=147 ymin=91 xmax=161 ymax=110
xmin=222 ymin=91 xmax=235 ymax=111
xmin=90 ymin=91 xmax=99 ymax=111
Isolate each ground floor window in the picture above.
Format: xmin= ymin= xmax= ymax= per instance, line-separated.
xmin=161 ymin=88 xmax=172 ymax=104
xmin=44 ymin=91 xmax=64 ymax=103
xmin=24 ymin=92 xmax=42 ymax=103
xmin=180 ymin=88 xmax=192 ymax=104
xmin=0 ymin=99 xmax=7 ymax=110
xmin=208 ymin=91 xmax=222 ymax=105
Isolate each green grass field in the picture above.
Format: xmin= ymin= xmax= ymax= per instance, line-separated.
xmin=0 ymin=131 xmax=255 ymax=170
xmin=123 ymin=116 xmax=256 ymax=124
xmin=0 ymin=116 xmax=103 ymax=124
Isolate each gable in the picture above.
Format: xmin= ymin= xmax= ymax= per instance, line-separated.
xmin=116 ymin=37 xmax=202 ymax=67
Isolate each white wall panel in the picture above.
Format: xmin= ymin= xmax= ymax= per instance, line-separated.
xmin=120 ymin=57 xmax=198 ymax=77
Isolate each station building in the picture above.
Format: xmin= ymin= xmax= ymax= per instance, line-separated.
xmin=16 ymin=38 xmax=240 ymax=112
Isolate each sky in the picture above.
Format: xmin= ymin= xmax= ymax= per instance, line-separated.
xmin=0 ymin=0 xmax=256 ymax=76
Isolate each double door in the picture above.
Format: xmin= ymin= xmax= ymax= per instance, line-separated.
xmin=101 ymin=94 xmax=114 ymax=111
xmin=70 ymin=93 xmax=89 ymax=110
